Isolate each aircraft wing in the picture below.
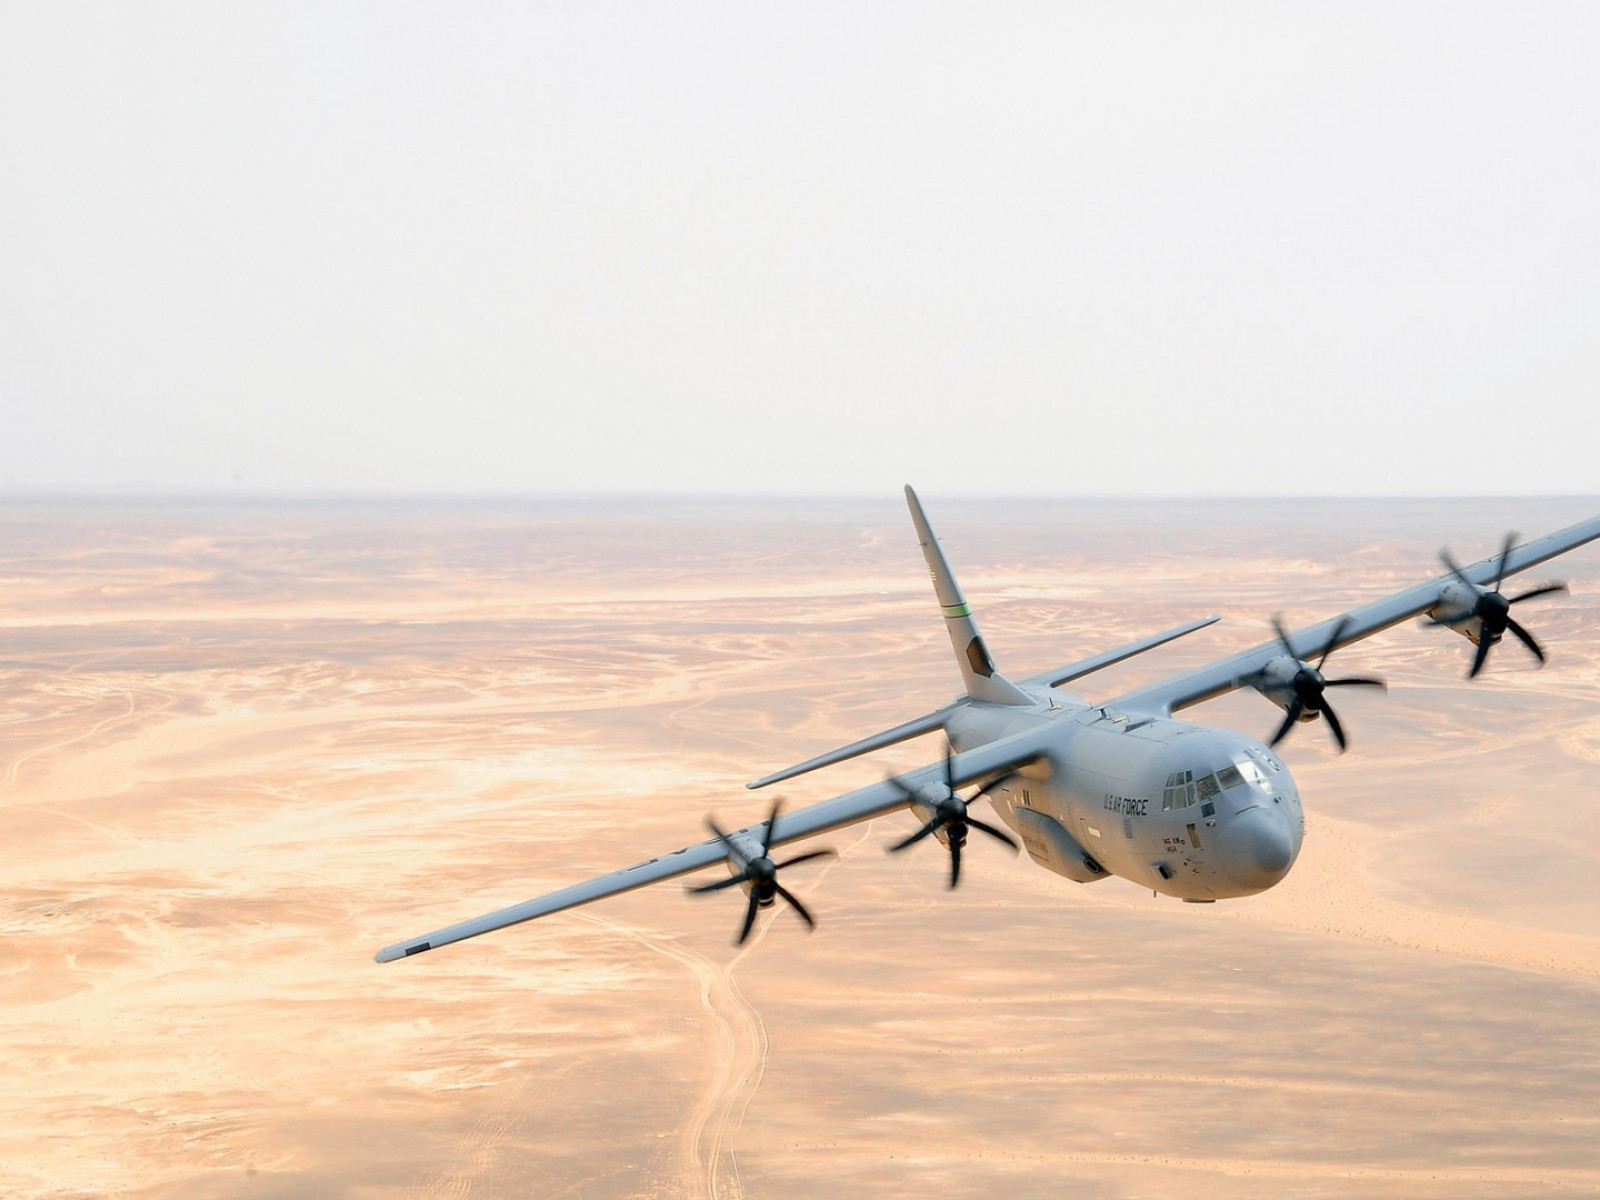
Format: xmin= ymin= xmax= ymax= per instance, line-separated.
xmin=1109 ymin=513 xmax=1600 ymax=717
xmin=375 ymin=727 xmax=1050 ymax=963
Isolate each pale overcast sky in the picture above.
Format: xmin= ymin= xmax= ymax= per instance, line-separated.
xmin=2 ymin=3 xmax=1596 ymax=496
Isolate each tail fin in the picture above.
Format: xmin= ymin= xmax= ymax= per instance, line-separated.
xmin=905 ymin=486 xmax=1032 ymax=706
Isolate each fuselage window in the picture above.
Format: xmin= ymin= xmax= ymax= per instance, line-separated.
xmin=1215 ymin=764 xmax=1245 ymax=792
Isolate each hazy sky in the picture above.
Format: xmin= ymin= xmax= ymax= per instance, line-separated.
xmin=3 ymin=3 xmax=1597 ymax=496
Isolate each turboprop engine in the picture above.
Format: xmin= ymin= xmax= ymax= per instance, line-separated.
xmin=1432 ymin=535 xmax=1568 ymax=678
xmin=1242 ymin=616 xmax=1386 ymax=752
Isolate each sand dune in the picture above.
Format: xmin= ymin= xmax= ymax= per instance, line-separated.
xmin=1 ymin=496 xmax=1598 ymax=1198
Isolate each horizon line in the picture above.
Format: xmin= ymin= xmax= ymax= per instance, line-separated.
xmin=1 ymin=487 xmax=1598 ymax=505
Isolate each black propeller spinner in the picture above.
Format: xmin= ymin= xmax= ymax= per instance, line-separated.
xmin=1265 ymin=615 xmax=1386 ymax=753
xmin=687 ymin=800 xmax=835 ymax=945
xmin=1440 ymin=533 xmax=1568 ymax=678
xmin=885 ymin=743 xmax=1018 ymax=888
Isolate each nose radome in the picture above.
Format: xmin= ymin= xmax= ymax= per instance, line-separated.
xmin=1222 ymin=806 xmax=1296 ymax=891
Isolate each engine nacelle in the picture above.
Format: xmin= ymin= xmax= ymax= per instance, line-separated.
xmin=1251 ymin=654 xmax=1319 ymax=723
xmin=1428 ymin=580 xmax=1491 ymax=645
xmin=1012 ymin=806 xmax=1106 ymax=883
xmin=715 ymin=832 xmax=766 ymax=898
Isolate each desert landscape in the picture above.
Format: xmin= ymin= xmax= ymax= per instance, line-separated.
xmin=2 ymin=494 xmax=1598 ymax=1199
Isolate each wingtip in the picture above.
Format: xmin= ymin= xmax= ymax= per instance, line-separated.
xmin=375 ymin=939 xmax=432 ymax=963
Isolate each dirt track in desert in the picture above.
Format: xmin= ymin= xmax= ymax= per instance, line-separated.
xmin=2 ymin=495 xmax=1598 ymax=1198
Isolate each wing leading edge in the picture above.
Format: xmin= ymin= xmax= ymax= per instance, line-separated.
xmin=1110 ymin=514 xmax=1600 ymax=718
xmin=375 ymin=728 xmax=1050 ymax=963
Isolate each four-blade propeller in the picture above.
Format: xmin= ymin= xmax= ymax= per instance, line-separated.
xmin=885 ymin=743 xmax=1018 ymax=887
xmin=1264 ymin=615 xmax=1387 ymax=753
xmin=1440 ymin=533 xmax=1568 ymax=678
xmin=687 ymin=800 xmax=835 ymax=944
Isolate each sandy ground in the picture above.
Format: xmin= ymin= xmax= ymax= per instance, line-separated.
xmin=1 ymin=495 xmax=1598 ymax=1199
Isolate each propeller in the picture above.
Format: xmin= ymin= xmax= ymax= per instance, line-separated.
xmin=1263 ymin=615 xmax=1386 ymax=753
xmin=1440 ymin=533 xmax=1568 ymax=678
xmin=885 ymin=742 xmax=1018 ymax=888
xmin=687 ymin=800 xmax=835 ymax=944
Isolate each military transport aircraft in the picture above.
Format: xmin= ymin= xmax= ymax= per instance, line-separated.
xmin=376 ymin=489 xmax=1600 ymax=961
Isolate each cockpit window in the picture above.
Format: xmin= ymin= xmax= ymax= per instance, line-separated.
xmin=1171 ymin=758 xmax=1282 ymax=811
xmin=1162 ymin=770 xmax=1196 ymax=810
xmin=1233 ymin=757 xmax=1278 ymax=795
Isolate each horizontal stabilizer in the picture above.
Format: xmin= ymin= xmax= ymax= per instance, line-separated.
xmin=747 ymin=704 xmax=956 ymax=790
xmin=1021 ymin=616 xmax=1220 ymax=690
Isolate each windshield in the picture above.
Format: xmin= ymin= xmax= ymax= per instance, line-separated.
xmin=1165 ymin=755 xmax=1278 ymax=810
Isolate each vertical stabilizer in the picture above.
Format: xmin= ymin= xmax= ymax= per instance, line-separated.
xmin=905 ymin=486 xmax=1032 ymax=706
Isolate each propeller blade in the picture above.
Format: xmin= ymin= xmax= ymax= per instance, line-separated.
xmin=1315 ymin=616 xmax=1351 ymax=671
xmin=1271 ymin=614 xmax=1296 ymax=659
xmin=1321 ymin=701 xmax=1348 ymax=752
xmin=949 ymin=837 xmax=962 ymax=889
xmin=1324 ymin=676 xmax=1387 ymax=689
xmin=737 ymin=890 xmax=761 ymax=945
xmin=1469 ymin=631 xmax=1494 ymax=679
xmin=889 ymin=818 xmax=944 ymax=853
xmin=1269 ymin=699 xmax=1305 ymax=747
xmin=706 ymin=817 xmax=737 ymax=851
xmin=687 ymin=874 xmax=748 ymax=895
xmin=884 ymin=773 xmax=919 ymax=803
xmin=761 ymin=800 xmax=783 ymax=855
xmin=1505 ymin=617 xmax=1546 ymax=665
xmin=1440 ymin=548 xmax=1476 ymax=591
xmin=970 ymin=773 xmax=1016 ymax=804
xmin=966 ymin=816 xmax=1020 ymax=852
xmin=772 ymin=883 xmax=816 ymax=930
xmin=1508 ymin=582 xmax=1567 ymax=605
xmin=1492 ymin=532 xmax=1517 ymax=592
xmin=771 ymin=849 xmax=836 ymax=872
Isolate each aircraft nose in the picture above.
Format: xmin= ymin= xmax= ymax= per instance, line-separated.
xmin=1219 ymin=805 xmax=1296 ymax=891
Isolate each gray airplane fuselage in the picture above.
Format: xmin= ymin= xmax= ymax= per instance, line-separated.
xmin=945 ymin=691 xmax=1304 ymax=901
